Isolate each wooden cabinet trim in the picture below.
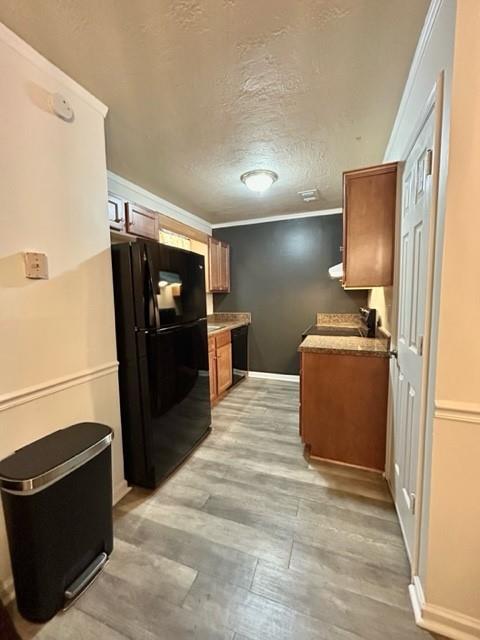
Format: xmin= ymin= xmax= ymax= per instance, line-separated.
xmin=342 ymin=161 xmax=398 ymax=180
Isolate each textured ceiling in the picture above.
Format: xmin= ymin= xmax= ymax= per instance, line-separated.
xmin=0 ymin=1 xmax=429 ymax=223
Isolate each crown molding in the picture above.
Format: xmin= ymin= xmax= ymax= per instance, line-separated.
xmin=384 ymin=0 xmax=444 ymax=160
xmin=211 ymin=208 xmax=342 ymax=229
xmin=0 ymin=21 xmax=108 ymax=117
xmin=107 ymin=172 xmax=212 ymax=235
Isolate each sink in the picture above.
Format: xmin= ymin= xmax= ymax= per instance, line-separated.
xmin=208 ymin=324 xmax=224 ymax=332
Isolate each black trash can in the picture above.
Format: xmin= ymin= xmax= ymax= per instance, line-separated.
xmin=0 ymin=423 xmax=114 ymax=622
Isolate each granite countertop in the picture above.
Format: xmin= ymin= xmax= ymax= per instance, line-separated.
xmin=299 ymin=313 xmax=390 ymax=358
xmin=207 ymin=312 xmax=251 ymax=337
xmin=315 ymin=312 xmax=363 ymax=328
xmin=299 ymin=334 xmax=389 ymax=358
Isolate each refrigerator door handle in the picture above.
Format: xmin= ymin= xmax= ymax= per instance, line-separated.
xmin=154 ymin=319 xmax=205 ymax=335
xmin=143 ymin=244 xmax=160 ymax=330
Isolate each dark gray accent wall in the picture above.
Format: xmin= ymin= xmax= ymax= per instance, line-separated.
xmin=213 ymin=215 xmax=367 ymax=375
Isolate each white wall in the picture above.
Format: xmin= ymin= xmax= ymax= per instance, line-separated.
xmin=0 ymin=24 xmax=126 ymax=598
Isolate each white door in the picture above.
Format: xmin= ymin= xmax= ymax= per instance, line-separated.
xmin=391 ymin=107 xmax=435 ymax=560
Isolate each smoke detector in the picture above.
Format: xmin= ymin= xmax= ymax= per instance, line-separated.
xmin=298 ymin=188 xmax=319 ymax=203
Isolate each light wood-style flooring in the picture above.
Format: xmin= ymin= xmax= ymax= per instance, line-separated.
xmin=13 ymin=378 xmax=440 ymax=639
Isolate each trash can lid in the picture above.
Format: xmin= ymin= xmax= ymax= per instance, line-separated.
xmin=0 ymin=423 xmax=113 ymax=494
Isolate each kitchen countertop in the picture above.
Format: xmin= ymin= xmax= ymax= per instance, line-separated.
xmin=207 ymin=312 xmax=251 ymax=337
xmin=299 ymin=313 xmax=390 ymax=358
xmin=299 ymin=334 xmax=389 ymax=358
xmin=207 ymin=320 xmax=250 ymax=337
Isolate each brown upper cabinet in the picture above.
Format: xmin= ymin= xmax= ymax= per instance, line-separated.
xmin=108 ymin=193 xmax=126 ymax=232
xmin=208 ymin=237 xmax=230 ymax=292
xmin=125 ymin=202 xmax=158 ymax=240
xmin=342 ymin=162 xmax=398 ymax=289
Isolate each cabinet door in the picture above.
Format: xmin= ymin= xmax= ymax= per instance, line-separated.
xmin=343 ymin=162 xmax=397 ymax=288
xmin=216 ymin=343 xmax=232 ymax=395
xmin=208 ymin=237 xmax=220 ymax=291
xmin=208 ymin=346 xmax=217 ymax=403
xmin=219 ymin=242 xmax=230 ymax=292
xmin=125 ymin=202 xmax=158 ymax=240
xmin=208 ymin=237 xmax=230 ymax=292
xmin=108 ymin=194 xmax=125 ymax=231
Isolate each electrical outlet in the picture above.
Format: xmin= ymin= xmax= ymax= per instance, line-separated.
xmin=24 ymin=252 xmax=49 ymax=279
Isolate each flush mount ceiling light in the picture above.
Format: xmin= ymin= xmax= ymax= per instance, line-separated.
xmin=240 ymin=169 xmax=278 ymax=193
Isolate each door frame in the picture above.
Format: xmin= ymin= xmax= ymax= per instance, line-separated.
xmin=385 ymin=72 xmax=445 ymax=577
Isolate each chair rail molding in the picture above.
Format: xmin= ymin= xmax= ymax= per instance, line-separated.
xmin=434 ymin=400 xmax=480 ymax=425
xmin=0 ymin=362 xmax=119 ymax=412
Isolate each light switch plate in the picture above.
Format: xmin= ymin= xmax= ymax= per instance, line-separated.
xmin=24 ymin=252 xmax=49 ymax=279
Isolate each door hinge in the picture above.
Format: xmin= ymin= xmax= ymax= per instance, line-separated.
xmin=410 ymin=492 xmax=417 ymax=515
xmin=426 ymin=149 xmax=433 ymax=176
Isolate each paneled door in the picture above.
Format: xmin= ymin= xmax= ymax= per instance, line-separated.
xmin=391 ymin=106 xmax=435 ymax=560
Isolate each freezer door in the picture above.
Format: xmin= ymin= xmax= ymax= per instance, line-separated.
xmin=140 ymin=319 xmax=211 ymax=485
xmin=142 ymin=241 xmax=206 ymax=327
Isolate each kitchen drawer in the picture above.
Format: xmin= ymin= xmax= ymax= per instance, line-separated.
xmin=215 ymin=330 xmax=231 ymax=349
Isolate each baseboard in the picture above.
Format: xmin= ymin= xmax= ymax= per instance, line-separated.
xmin=113 ymin=479 xmax=131 ymax=505
xmin=410 ymin=576 xmax=480 ymax=639
xmin=248 ymin=371 xmax=300 ymax=382
xmin=409 ymin=576 xmax=425 ymax=624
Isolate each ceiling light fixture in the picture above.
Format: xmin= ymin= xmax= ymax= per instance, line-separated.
xmin=240 ymin=169 xmax=278 ymax=193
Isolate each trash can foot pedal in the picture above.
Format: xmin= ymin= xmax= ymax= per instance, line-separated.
xmin=63 ymin=552 xmax=108 ymax=610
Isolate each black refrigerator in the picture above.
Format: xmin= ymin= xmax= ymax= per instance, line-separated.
xmin=111 ymin=240 xmax=211 ymax=488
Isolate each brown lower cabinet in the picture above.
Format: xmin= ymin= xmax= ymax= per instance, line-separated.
xmin=208 ymin=330 xmax=233 ymax=404
xmin=300 ymin=352 xmax=388 ymax=471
